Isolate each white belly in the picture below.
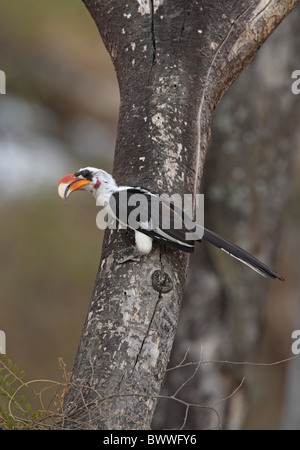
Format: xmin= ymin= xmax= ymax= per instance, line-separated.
xmin=135 ymin=231 xmax=153 ymax=255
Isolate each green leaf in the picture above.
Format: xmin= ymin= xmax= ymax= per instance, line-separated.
xmin=6 ymin=377 xmax=15 ymax=386
xmin=3 ymin=373 xmax=10 ymax=383
xmin=25 ymin=402 xmax=31 ymax=414
xmin=31 ymin=411 xmax=41 ymax=421
xmin=12 ymin=405 xmax=22 ymax=412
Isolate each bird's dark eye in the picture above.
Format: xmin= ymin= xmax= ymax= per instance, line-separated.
xmin=75 ymin=169 xmax=93 ymax=181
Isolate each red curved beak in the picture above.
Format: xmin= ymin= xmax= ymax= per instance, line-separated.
xmin=58 ymin=174 xmax=91 ymax=200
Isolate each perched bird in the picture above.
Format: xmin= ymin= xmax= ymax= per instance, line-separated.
xmin=58 ymin=167 xmax=284 ymax=281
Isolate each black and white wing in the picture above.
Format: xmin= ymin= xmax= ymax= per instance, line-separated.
xmin=110 ymin=188 xmax=196 ymax=252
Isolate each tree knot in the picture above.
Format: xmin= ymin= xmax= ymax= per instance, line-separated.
xmin=151 ymin=269 xmax=173 ymax=293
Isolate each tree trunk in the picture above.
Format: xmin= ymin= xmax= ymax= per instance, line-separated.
xmin=62 ymin=0 xmax=298 ymax=429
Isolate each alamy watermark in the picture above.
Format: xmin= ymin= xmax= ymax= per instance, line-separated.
xmin=96 ymin=192 xmax=205 ymax=240
xmin=0 ymin=70 xmax=6 ymax=94
xmin=291 ymin=330 xmax=300 ymax=355
xmin=0 ymin=330 xmax=6 ymax=354
xmin=291 ymin=70 xmax=300 ymax=95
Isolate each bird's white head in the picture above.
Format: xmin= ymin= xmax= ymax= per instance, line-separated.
xmin=58 ymin=167 xmax=118 ymax=206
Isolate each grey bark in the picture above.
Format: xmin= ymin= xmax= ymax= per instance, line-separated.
xmin=62 ymin=0 xmax=298 ymax=429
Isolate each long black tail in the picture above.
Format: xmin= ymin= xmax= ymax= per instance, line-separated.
xmin=202 ymin=228 xmax=284 ymax=281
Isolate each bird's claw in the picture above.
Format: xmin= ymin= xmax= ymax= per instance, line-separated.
xmin=116 ymin=249 xmax=141 ymax=264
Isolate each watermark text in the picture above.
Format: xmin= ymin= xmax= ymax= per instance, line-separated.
xmin=291 ymin=330 xmax=300 ymax=355
xmin=96 ymin=192 xmax=204 ymax=240
xmin=291 ymin=70 xmax=300 ymax=95
xmin=0 ymin=70 xmax=6 ymax=94
xmin=0 ymin=330 xmax=6 ymax=354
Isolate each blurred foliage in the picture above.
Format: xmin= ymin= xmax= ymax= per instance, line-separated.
xmin=0 ymin=353 xmax=71 ymax=429
xmin=0 ymin=353 xmax=39 ymax=429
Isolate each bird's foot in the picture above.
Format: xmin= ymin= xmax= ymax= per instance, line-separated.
xmin=116 ymin=249 xmax=141 ymax=264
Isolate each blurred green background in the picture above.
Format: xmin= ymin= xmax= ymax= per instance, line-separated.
xmin=0 ymin=0 xmax=299 ymax=429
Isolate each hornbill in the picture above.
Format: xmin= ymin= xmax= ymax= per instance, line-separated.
xmin=58 ymin=167 xmax=284 ymax=281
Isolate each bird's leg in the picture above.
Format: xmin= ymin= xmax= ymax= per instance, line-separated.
xmin=116 ymin=247 xmax=141 ymax=264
